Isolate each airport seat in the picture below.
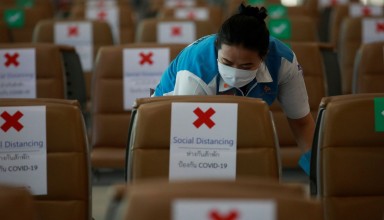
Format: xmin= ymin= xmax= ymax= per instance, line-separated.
xmin=91 ymin=43 xmax=186 ymax=169
xmin=147 ymin=0 xmax=208 ymax=14
xmin=0 ymin=43 xmax=66 ymax=99
xmin=0 ymin=98 xmax=91 ymax=220
xmin=0 ymin=5 xmax=54 ymax=42
xmin=270 ymin=42 xmax=326 ymax=168
xmin=0 ymin=21 xmax=11 ymax=43
xmin=70 ymin=2 xmax=136 ymax=44
xmin=33 ymin=19 xmax=114 ymax=117
xmin=135 ymin=18 xmax=216 ymax=43
xmin=311 ymin=93 xmax=384 ymax=220
xmin=0 ymin=184 xmax=37 ymax=220
xmin=122 ymin=179 xmax=323 ymax=220
xmin=329 ymin=4 xmax=384 ymax=48
xmin=126 ymin=96 xmax=280 ymax=182
xmin=157 ymin=5 xmax=223 ymax=30
xmin=338 ymin=16 xmax=384 ymax=94
xmin=352 ymin=41 xmax=384 ymax=94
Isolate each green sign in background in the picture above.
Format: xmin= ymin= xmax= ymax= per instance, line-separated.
xmin=268 ymin=19 xmax=292 ymax=40
xmin=247 ymin=0 xmax=265 ymax=5
xmin=4 ymin=9 xmax=25 ymax=28
xmin=267 ymin=4 xmax=288 ymax=19
xmin=374 ymin=97 xmax=384 ymax=132
xmin=17 ymin=0 xmax=34 ymax=7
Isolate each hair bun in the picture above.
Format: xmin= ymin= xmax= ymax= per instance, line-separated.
xmin=238 ymin=3 xmax=268 ymax=21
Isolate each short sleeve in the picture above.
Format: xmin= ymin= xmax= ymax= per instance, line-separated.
xmin=277 ymin=53 xmax=310 ymax=119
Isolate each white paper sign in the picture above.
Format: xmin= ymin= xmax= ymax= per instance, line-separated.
xmin=86 ymin=0 xmax=117 ymax=8
xmin=318 ymin=0 xmax=348 ymax=8
xmin=123 ymin=48 xmax=170 ymax=110
xmin=173 ymin=200 xmax=276 ymax=220
xmin=175 ymin=8 xmax=209 ymax=20
xmin=86 ymin=6 xmax=120 ymax=44
xmin=169 ymin=103 xmax=238 ymax=180
xmin=362 ymin=18 xmax=384 ymax=43
xmin=0 ymin=49 xmax=36 ymax=98
xmin=157 ymin=22 xmax=196 ymax=44
xmin=349 ymin=4 xmax=383 ymax=17
xmin=54 ymin=22 xmax=94 ymax=71
xmin=165 ymin=0 xmax=196 ymax=8
xmin=0 ymin=106 xmax=47 ymax=195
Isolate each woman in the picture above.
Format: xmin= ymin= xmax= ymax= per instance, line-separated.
xmin=153 ymin=4 xmax=314 ymax=174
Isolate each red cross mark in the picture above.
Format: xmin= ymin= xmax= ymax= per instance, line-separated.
xmin=4 ymin=53 xmax=19 ymax=67
xmin=187 ymin=11 xmax=196 ymax=19
xmin=68 ymin=26 xmax=78 ymax=37
xmin=209 ymin=210 xmax=239 ymax=220
xmin=376 ymin=22 xmax=384 ymax=33
xmin=98 ymin=10 xmax=107 ymax=21
xmin=1 ymin=111 xmax=24 ymax=132
xmin=171 ymin=26 xmax=182 ymax=36
xmin=193 ymin=107 xmax=215 ymax=129
xmin=362 ymin=6 xmax=372 ymax=16
xmin=139 ymin=52 xmax=153 ymax=65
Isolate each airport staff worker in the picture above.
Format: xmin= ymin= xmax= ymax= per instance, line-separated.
xmin=153 ymin=4 xmax=315 ymax=174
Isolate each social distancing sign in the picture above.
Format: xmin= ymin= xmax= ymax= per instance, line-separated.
xmin=169 ymin=103 xmax=238 ymax=180
xmin=174 ymin=8 xmax=209 ymax=20
xmin=54 ymin=22 xmax=94 ymax=71
xmin=0 ymin=106 xmax=47 ymax=195
xmin=157 ymin=22 xmax=196 ymax=44
xmin=86 ymin=5 xmax=120 ymax=44
xmin=123 ymin=48 xmax=170 ymax=110
xmin=362 ymin=18 xmax=384 ymax=44
xmin=0 ymin=49 xmax=36 ymax=98
xmin=374 ymin=97 xmax=384 ymax=132
xmin=173 ymin=200 xmax=276 ymax=220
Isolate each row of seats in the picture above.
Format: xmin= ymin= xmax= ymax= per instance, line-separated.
xmin=1 ymin=93 xmax=382 ymax=219
xmin=1 ymin=38 xmax=382 ymax=170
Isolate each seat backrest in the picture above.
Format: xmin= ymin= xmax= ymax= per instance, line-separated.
xmin=123 ymin=179 xmax=323 ymax=220
xmin=329 ymin=4 xmax=384 ymax=48
xmin=0 ymin=5 xmax=53 ymax=42
xmin=0 ymin=21 xmax=11 ymax=43
xmin=315 ymin=93 xmax=384 ymax=220
xmin=338 ymin=16 xmax=384 ymax=94
xmin=70 ymin=2 xmax=136 ymax=44
xmin=135 ymin=18 xmax=216 ymax=43
xmin=0 ymin=43 xmax=66 ymax=99
xmin=91 ymin=43 xmax=186 ymax=169
xmin=0 ymin=184 xmax=37 ymax=220
xmin=127 ymin=96 xmax=280 ymax=182
xmin=353 ymin=41 xmax=384 ymax=93
xmin=270 ymin=42 xmax=326 ymax=168
xmin=157 ymin=5 xmax=223 ymax=31
xmin=0 ymin=98 xmax=91 ymax=220
xmin=32 ymin=19 xmax=114 ymax=101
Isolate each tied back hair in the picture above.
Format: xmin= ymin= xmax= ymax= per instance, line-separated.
xmin=238 ymin=3 xmax=268 ymax=22
xmin=216 ymin=3 xmax=270 ymax=58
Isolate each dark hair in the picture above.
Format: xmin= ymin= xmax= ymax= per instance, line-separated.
xmin=216 ymin=3 xmax=269 ymax=58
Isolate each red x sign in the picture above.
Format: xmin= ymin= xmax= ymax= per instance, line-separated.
xmin=139 ymin=52 xmax=154 ymax=65
xmin=187 ymin=11 xmax=196 ymax=19
xmin=209 ymin=210 xmax=239 ymax=220
xmin=4 ymin=53 xmax=19 ymax=67
xmin=193 ymin=107 xmax=215 ymax=129
xmin=362 ymin=6 xmax=372 ymax=16
xmin=98 ymin=10 xmax=107 ymax=21
xmin=68 ymin=26 xmax=78 ymax=37
xmin=1 ymin=111 xmax=24 ymax=132
xmin=376 ymin=22 xmax=384 ymax=32
xmin=171 ymin=26 xmax=182 ymax=36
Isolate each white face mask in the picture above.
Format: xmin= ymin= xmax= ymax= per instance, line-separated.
xmin=217 ymin=61 xmax=257 ymax=88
